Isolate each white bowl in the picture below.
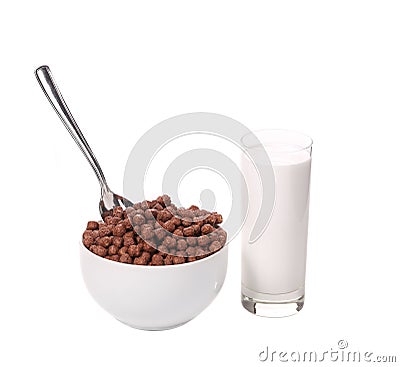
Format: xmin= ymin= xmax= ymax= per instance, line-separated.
xmin=80 ymin=242 xmax=228 ymax=330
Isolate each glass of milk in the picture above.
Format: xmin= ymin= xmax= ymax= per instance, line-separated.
xmin=241 ymin=130 xmax=313 ymax=317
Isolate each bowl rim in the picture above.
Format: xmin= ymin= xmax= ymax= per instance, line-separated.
xmin=80 ymin=240 xmax=228 ymax=270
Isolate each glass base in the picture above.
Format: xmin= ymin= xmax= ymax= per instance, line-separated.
xmin=241 ymin=287 xmax=304 ymax=318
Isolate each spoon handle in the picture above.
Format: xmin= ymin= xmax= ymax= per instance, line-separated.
xmin=35 ymin=65 xmax=110 ymax=194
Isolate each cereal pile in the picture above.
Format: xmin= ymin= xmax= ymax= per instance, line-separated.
xmin=82 ymin=195 xmax=227 ymax=265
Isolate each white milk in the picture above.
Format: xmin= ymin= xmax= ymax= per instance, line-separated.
xmin=241 ymin=148 xmax=311 ymax=296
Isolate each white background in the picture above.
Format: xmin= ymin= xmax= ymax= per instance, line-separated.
xmin=1 ymin=1 xmax=399 ymax=366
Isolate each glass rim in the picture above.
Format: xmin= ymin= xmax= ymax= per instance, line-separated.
xmin=241 ymin=128 xmax=313 ymax=153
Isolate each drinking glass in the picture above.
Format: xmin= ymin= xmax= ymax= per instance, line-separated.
xmin=241 ymin=129 xmax=313 ymax=317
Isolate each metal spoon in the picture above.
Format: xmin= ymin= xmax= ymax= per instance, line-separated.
xmin=35 ymin=65 xmax=133 ymax=217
